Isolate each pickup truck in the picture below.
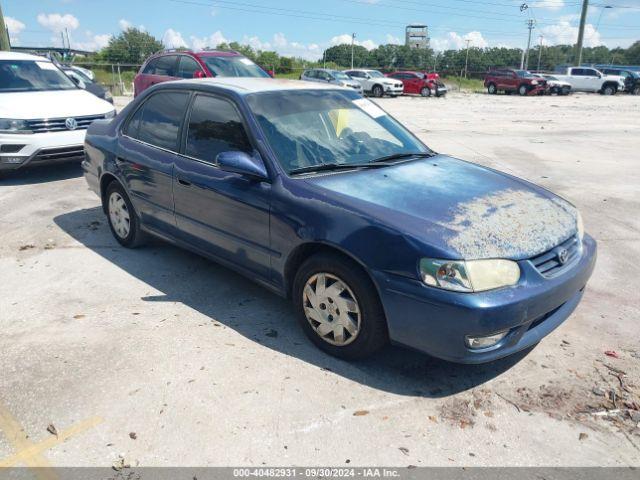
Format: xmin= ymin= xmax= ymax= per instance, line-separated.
xmin=553 ymin=67 xmax=625 ymax=95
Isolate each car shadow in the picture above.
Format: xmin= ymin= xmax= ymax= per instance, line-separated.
xmin=0 ymin=163 xmax=83 ymax=186
xmin=54 ymin=206 xmax=533 ymax=398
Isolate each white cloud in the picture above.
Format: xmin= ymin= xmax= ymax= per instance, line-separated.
xmin=330 ymin=33 xmax=377 ymax=50
xmin=431 ymin=31 xmax=488 ymax=51
xmin=5 ymin=16 xmax=26 ymax=36
xmin=242 ymin=35 xmax=271 ymax=51
xmin=5 ymin=16 xmax=25 ymax=44
xmin=532 ymin=0 xmax=565 ymax=10
xmin=162 ymin=28 xmax=188 ymax=48
xmin=118 ymin=19 xmax=132 ymax=30
xmin=37 ymin=13 xmax=79 ymax=32
xmin=385 ymin=34 xmax=401 ymax=45
xmin=190 ymin=31 xmax=228 ymax=50
xmin=273 ymin=32 xmax=287 ymax=48
xmin=72 ymin=33 xmax=112 ymax=52
xmin=541 ymin=21 xmax=602 ymax=47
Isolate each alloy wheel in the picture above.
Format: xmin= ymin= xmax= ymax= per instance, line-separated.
xmin=302 ymin=273 xmax=361 ymax=346
xmin=108 ymin=192 xmax=131 ymax=239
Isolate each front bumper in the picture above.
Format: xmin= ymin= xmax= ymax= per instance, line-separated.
xmin=384 ymin=85 xmax=404 ymax=96
xmin=373 ymin=234 xmax=597 ymax=363
xmin=0 ymin=130 xmax=86 ymax=171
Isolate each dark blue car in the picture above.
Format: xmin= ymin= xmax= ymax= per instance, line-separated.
xmin=82 ymin=78 xmax=596 ymax=363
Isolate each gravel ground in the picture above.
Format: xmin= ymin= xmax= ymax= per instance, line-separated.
xmin=0 ymin=92 xmax=639 ymax=468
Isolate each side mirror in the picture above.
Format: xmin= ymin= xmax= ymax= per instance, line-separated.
xmin=193 ymin=70 xmax=205 ymax=79
xmin=216 ymin=151 xmax=268 ymax=180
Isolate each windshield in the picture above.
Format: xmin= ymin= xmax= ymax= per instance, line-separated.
xmin=202 ymin=56 xmax=270 ymax=78
xmin=514 ymin=70 xmax=534 ymax=78
xmin=247 ymin=90 xmax=429 ymax=174
xmin=0 ymin=60 xmax=77 ymax=92
xmin=332 ymin=71 xmax=351 ymax=81
xmin=368 ymin=70 xmax=384 ymax=78
xmin=66 ymin=67 xmax=93 ymax=84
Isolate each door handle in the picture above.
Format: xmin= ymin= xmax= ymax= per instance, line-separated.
xmin=177 ymin=177 xmax=192 ymax=187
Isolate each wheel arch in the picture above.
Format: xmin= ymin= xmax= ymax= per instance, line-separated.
xmin=601 ymin=81 xmax=618 ymax=93
xmin=283 ymin=241 xmax=381 ymax=301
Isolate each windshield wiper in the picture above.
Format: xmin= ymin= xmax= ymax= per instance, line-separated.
xmin=289 ymin=163 xmax=381 ymax=176
xmin=369 ymin=152 xmax=435 ymax=164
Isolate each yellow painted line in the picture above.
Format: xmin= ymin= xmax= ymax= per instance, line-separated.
xmin=0 ymin=401 xmax=56 ymax=480
xmin=0 ymin=416 xmax=103 ymax=468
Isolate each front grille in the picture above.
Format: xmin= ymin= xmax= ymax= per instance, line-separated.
xmin=530 ymin=235 xmax=581 ymax=277
xmin=30 ymin=146 xmax=85 ymax=164
xmin=26 ymin=114 xmax=106 ymax=133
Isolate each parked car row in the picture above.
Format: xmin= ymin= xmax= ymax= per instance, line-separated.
xmin=484 ymin=66 xmax=636 ymax=96
xmin=1 ymin=48 xmax=597 ymax=364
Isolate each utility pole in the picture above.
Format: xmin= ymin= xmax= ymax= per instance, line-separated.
xmin=575 ymin=0 xmax=590 ymax=65
xmin=463 ymin=39 xmax=471 ymax=79
xmin=537 ymin=35 xmax=544 ymax=72
xmin=0 ymin=2 xmax=11 ymax=51
xmin=350 ymin=33 xmax=356 ymax=69
xmin=524 ymin=19 xmax=535 ymax=70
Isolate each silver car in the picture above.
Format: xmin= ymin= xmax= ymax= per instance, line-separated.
xmin=300 ymin=68 xmax=363 ymax=95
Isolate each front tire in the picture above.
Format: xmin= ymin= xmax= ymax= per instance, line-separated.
xmin=632 ymin=86 xmax=640 ymax=95
xmin=518 ymin=84 xmax=528 ymax=96
xmin=372 ymin=85 xmax=384 ymax=98
xmin=105 ymin=181 xmax=146 ymax=248
xmin=292 ymin=253 xmax=388 ymax=360
xmin=420 ymin=87 xmax=431 ymax=97
xmin=601 ymin=84 xmax=616 ymax=95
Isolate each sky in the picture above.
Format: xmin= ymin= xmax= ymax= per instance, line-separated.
xmin=3 ymin=0 xmax=640 ymax=60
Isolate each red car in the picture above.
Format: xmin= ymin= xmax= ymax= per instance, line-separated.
xmin=484 ymin=69 xmax=547 ymax=96
xmin=386 ymin=70 xmax=447 ymax=97
xmin=133 ymin=49 xmax=271 ymax=97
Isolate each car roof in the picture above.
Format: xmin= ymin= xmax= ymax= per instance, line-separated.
xmin=165 ymin=77 xmax=346 ymax=94
xmin=0 ymin=51 xmax=50 ymax=62
xmin=149 ymin=49 xmax=242 ymax=60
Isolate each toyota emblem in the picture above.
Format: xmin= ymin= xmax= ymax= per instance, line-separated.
xmin=65 ymin=117 xmax=78 ymax=130
xmin=557 ymin=248 xmax=569 ymax=265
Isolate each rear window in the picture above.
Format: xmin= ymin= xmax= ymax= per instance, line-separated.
xmin=201 ymin=56 xmax=269 ymax=78
xmin=126 ymin=91 xmax=190 ymax=151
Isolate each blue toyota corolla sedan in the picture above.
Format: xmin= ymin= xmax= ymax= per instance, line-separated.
xmin=82 ymin=78 xmax=596 ymax=363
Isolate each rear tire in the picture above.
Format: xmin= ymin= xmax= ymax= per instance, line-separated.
xmin=104 ymin=181 xmax=146 ymax=248
xmin=487 ymin=83 xmax=497 ymax=94
xmin=292 ymin=253 xmax=388 ymax=360
xmin=372 ymin=85 xmax=384 ymax=98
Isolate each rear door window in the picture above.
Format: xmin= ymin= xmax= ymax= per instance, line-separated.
xmin=129 ymin=91 xmax=190 ymax=151
xmin=177 ymin=56 xmax=202 ymax=79
xmin=185 ymin=95 xmax=253 ymax=163
xmin=142 ymin=58 xmax=158 ymax=74
xmin=154 ymin=55 xmax=178 ymax=77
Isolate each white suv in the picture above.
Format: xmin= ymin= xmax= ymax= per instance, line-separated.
xmin=0 ymin=52 xmax=115 ymax=173
xmin=343 ymin=69 xmax=404 ymax=97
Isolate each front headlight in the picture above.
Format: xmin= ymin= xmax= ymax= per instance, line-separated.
xmin=104 ymin=110 xmax=116 ymax=119
xmin=531 ymin=80 xmax=539 ymax=85
xmin=0 ymin=118 xmax=32 ymax=134
xmin=420 ymin=258 xmax=520 ymax=293
xmin=104 ymin=91 xmax=113 ymax=100
xmin=576 ymin=211 xmax=584 ymax=241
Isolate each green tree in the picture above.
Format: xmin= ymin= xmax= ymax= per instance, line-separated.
xmin=101 ymin=28 xmax=163 ymax=64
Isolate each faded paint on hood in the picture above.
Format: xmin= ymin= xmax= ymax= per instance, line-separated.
xmin=305 ymin=155 xmax=578 ymax=260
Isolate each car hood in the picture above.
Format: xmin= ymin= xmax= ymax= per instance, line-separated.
xmin=304 ymin=155 xmax=578 ymax=260
xmin=0 ymin=89 xmax=114 ymax=119
xmin=381 ymin=78 xmax=401 ymax=85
